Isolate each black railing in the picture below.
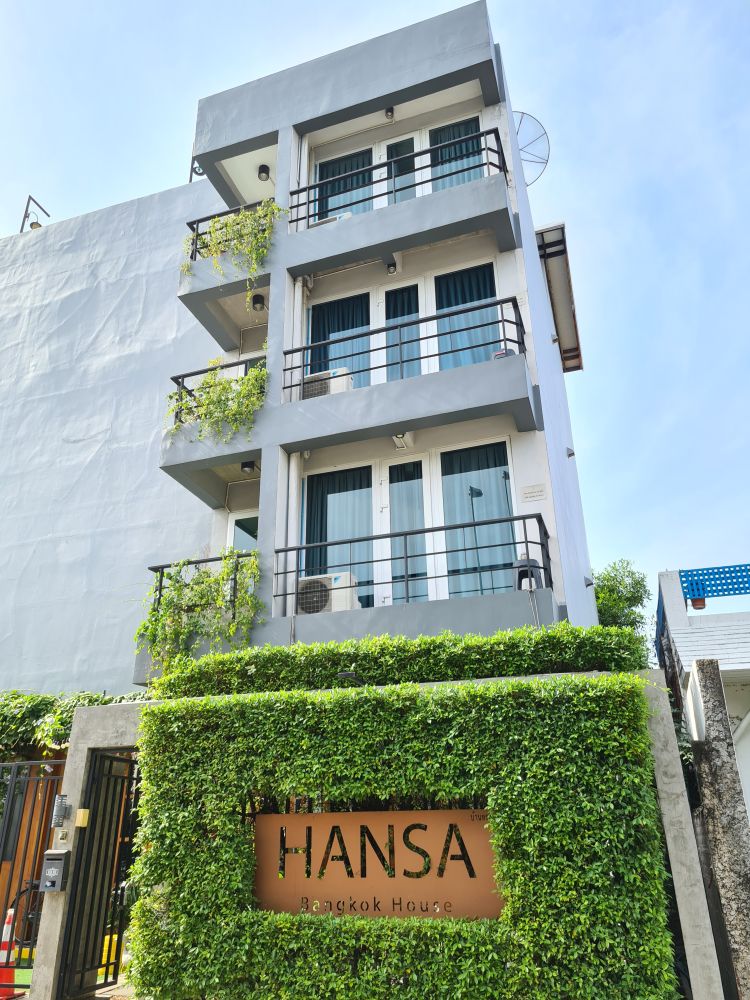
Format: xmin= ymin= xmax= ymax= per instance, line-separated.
xmin=274 ymin=513 xmax=551 ymax=616
xmin=282 ymin=297 xmax=524 ymax=400
xmin=185 ymin=200 xmax=264 ymax=261
xmin=148 ymin=552 xmax=258 ymax=617
xmin=289 ymin=128 xmax=505 ymax=229
xmin=169 ymin=357 xmax=265 ymax=426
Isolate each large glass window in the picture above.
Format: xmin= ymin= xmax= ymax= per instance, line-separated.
xmin=304 ymin=467 xmax=373 ymax=608
xmin=440 ymin=443 xmax=514 ymax=598
xmin=316 ymin=149 xmax=373 ymax=220
xmin=429 ymin=117 xmax=483 ymax=192
xmin=435 ymin=263 xmax=500 ymax=370
xmin=388 ymin=461 xmax=428 ymax=604
xmin=385 ymin=285 xmax=421 ymax=382
xmin=309 ymin=293 xmax=371 ymax=389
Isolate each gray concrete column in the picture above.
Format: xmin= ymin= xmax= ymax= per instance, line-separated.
xmin=692 ymin=658 xmax=750 ymax=997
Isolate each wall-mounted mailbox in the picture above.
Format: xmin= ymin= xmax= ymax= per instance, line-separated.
xmin=40 ymin=850 xmax=71 ymax=893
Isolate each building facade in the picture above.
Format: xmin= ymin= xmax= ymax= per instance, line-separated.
xmin=1 ymin=2 xmax=597 ymax=694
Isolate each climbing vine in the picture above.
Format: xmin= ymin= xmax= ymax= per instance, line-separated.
xmin=167 ymin=358 xmax=267 ymax=442
xmin=135 ymin=549 xmax=262 ymax=670
xmin=181 ymin=199 xmax=284 ymax=309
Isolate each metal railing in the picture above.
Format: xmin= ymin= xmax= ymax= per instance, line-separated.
xmin=274 ymin=513 xmax=551 ymax=616
xmin=169 ymin=356 xmax=265 ymax=426
xmin=147 ymin=552 xmax=258 ymax=617
xmin=184 ymin=200 xmax=264 ymax=261
xmin=282 ymin=297 xmax=524 ymax=400
xmin=289 ymin=128 xmax=505 ymax=229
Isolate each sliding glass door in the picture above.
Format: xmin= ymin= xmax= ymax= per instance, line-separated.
xmin=440 ymin=443 xmax=514 ymax=598
xmin=383 ymin=459 xmax=430 ymax=605
xmin=384 ymin=285 xmax=421 ymax=382
xmin=304 ymin=467 xmax=373 ymax=608
xmin=435 ymin=263 xmax=500 ymax=370
xmin=309 ymin=294 xmax=371 ymax=388
xmin=429 ymin=117 xmax=483 ymax=192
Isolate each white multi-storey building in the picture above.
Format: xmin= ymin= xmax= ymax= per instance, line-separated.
xmin=0 ymin=3 xmax=597 ymax=693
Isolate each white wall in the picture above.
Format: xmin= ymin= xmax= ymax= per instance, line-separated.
xmin=0 ymin=182 xmax=225 ymax=693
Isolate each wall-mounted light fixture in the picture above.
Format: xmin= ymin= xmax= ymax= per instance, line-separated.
xmin=386 ymin=261 xmax=397 ymax=275
xmin=337 ymin=670 xmax=367 ymax=686
xmin=385 ymin=107 xmax=395 ymax=120
xmin=566 ymin=447 xmax=575 ymax=458
xmin=20 ymin=194 xmax=51 ymax=233
xmin=257 ymin=164 xmax=270 ymax=182
xmin=392 ymin=432 xmax=414 ymax=450
xmin=240 ymin=460 xmax=256 ymax=475
xmin=252 ymin=293 xmax=266 ymax=312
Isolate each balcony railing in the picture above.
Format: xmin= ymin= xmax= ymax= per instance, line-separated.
xmin=282 ymin=297 xmax=525 ymax=401
xmin=148 ymin=552 xmax=257 ymax=614
xmin=184 ymin=201 xmax=264 ymax=262
xmin=273 ymin=513 xmax=551 ymax=616
xmin=169 ymin=357 xmax=265 ymax=426
xmin=289 ymin=128 xmax=505 ymax=230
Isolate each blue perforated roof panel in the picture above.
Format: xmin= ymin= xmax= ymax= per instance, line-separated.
xmin=679 ymin=565 xmax=750 ymax=600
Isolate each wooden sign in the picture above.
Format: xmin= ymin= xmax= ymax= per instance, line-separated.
xmin=254 ymin=808 xmax=502 ymax=919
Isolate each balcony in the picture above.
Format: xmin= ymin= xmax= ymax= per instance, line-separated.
xmin=290 ymin=128 xmax=504 ymax=230
xmin=284 ymin=129 xmax=518 ymax=276
xmin=283 ymin=297 xmax=525 ymax=400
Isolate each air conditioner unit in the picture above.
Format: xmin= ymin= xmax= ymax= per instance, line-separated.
xmin=296 ymin=573 xmax=358 ymax=614
xmin=301 ymin=368 xmax=353 ymax=399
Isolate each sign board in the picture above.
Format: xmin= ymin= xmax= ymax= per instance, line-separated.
xmin=254 ymin=808 xmax=502 ymax=919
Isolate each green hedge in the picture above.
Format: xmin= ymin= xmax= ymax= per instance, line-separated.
xmin=149 ymin=622 xmax=647 ymax=699
xmin=129 ymin=674 xmax=676 ymax=999
xmin=0 ymin=691 xmax=145 ymax=755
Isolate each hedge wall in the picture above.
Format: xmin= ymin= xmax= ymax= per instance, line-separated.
xmin=129 ymin=674 xmax=677 ymax=999
xmin=149 ymin=622 xmax=647 ymax=698
xmin=0 ymin=690 xmax=145 ymax=756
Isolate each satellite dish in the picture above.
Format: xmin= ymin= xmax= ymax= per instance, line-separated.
xmin=513 ymin=112 xmax=550 ymax=186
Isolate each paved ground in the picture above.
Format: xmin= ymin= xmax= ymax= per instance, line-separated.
xmin=94 ymin=985 xmax=133 ymax=998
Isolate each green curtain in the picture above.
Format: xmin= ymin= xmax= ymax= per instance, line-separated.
xmin=310 ymin=294 xmax=370 ymax=388
xmin=435 ymin=263 xmax=500 ymax=369
xmin=304 ymin=467 xmax=373 ymax=608
xmin=440 ymin=443 xmax=514 ymax=598
xmin=385 ymin=285 xmax=421 ymax=381
xmin=316 ymin=149 xmax=373 ymax=220
xmin=429 ymin=117 xmax=482 ymax=191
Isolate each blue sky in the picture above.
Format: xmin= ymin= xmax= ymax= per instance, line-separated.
xmin=2 ymin=0 xmax=749 ymax=611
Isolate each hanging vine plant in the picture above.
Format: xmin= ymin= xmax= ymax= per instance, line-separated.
xmin=167 ymin=358 xmax=267 ymax=443
xmin=181 ymin=198 xmax=284 ymax=309
xmin=135 ymin=549 xmax=262 ymax=669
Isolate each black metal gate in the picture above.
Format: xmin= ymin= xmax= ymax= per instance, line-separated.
xmin=0 ymin=760 xmax=64 ymax=999
xmin=57 ymin=752 xmax=138 ymax=999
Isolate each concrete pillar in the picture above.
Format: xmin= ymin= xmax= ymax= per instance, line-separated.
xmin=692 ymin=658 xmax=750 ymax=997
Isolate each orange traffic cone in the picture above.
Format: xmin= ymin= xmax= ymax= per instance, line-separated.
xmin=0 ymin=909 xmax=16 ymax=997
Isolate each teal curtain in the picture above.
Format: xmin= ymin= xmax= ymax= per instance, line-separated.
xmin=316 ymin=149 xmax=373 ymax=220
xmin=310 ymin=294 xmax=370 ymax=388
xmin=387 ymin=138 xmax=416 ymax=204
xmin=389 ymin=461 xmax=428 ymax=604
xmin=385 ymin=285 xmax=420 ymax=381
xmin=429 ymin=118 xmax=482 ymax=191
xmin=435 ymin=263 xmax=500 ymax=369
xmin=440 ymin=443 xmax=514 ymax=598
xmin=304 ymin=467 xmax=373 ymax=608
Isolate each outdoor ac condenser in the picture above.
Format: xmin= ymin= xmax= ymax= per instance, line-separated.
xmin=301 ymin=368 xmax=353 ymax=399
xmin=296 ymin=573 xmax=358 ymax=614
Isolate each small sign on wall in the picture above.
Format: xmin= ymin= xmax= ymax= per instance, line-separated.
xmin=254 ymin=809 xmax=502 ymax=919
xmin=520 ymin=483 xmax=547 ymax=503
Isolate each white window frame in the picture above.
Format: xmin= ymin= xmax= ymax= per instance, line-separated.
xmin=227 ymin=509 xmax=259 ymax=551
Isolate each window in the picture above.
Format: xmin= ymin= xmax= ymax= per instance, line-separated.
xmin=434 ymin=263 xmax=500 ymax=369
xmin=386 ymin=138 xmax=417 ymax=204
xmin=304 ymin=467 xmax=373 ymax=608
xmin=385 ymin=285 xmax=421 ymax=381
xmin=429 ymin=117 xmax=483 ymax=192
xmin=440 ymin=443 xmax=514 ymax=598
xmin=232 ymin=516 xmax=258 ymax=551
xmin=309 ymin=294 xmax=371 ymax=388
xmin=316 ymin=149 xmax=373 ymax=220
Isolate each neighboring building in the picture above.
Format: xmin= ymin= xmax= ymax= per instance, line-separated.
xmin=656 ymin=565 xmax=750 ymax=809
xmin=1 ymin=2 xmax=598 ymax=695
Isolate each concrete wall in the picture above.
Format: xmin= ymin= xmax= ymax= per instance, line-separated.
xmin=0 ymin=182 xmax=225 ymax=693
